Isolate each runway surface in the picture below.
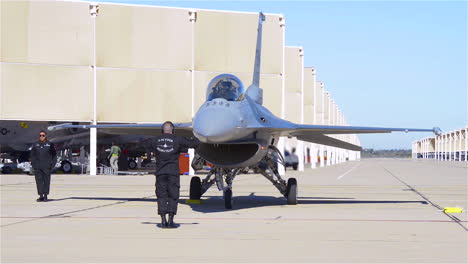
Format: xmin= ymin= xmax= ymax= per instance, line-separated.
xmin=1 ymin=159 xmax=467 ymax=263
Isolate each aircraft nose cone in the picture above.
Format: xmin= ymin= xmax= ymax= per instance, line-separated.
xmin=193 ymin=100 xmax=240 ymax=143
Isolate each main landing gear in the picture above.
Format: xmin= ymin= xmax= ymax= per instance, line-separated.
xmin=256 ymin=152 xmax=298 ymax=205
xmin=188 ymin=148 xmax=297 ymax=209
xmin=189 ymin=167 xmax=242 ymax=209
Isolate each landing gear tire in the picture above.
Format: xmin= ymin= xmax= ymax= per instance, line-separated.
xmin=61 ymin=161 xmax=72 ymax=174
xmin=224 ymin=189 xmax=233 ymax=209
xmin=128 ymin=159 xmax=137 ymax=170
xmin=189 ymin=176 xmax=202 ymax=200
xmin=286 ymin=178 xmax=298 ymax=205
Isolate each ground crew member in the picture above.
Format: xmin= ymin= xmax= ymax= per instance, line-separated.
xmin=153 ymin=121 xmax=200 ymax=228
xmin=30 ymin=130 xmax=57 ymax=202
xmin=108 ymin=142 xmax=121 ymax=174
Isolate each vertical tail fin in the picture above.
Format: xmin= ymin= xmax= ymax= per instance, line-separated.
xmin=246 ymin=12 xmax=266 ymax=105
xmin=252 ymin=12 xmax=265 ymax=88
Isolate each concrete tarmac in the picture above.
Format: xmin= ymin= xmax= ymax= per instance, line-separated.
xmin=1 ymin=159 xmax=467 ymax=263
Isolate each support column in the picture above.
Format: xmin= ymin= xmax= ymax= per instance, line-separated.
xmin=425 ymin=139 xmax=428 ymax=159
xmin=319 ymin=145 xmax=325 ymax=167
xmin=465 ymin=129 xmax=468 ymax=162
xmin=89 ymin=4 xmax=99 ymax=176
xmin=421 ymin=140 xmax=424 ymax=159
xmin=278 ymin=17 xmax=286 ymax=176
xmin=458 ymin=132 xmax=462 ymax=161
xmin=444 ymin=135 xmax=447 ymax=161
xmin=440 ymin=136 xmax=443 ymax=160
xmin=441 ymin=136 xmax=444 ymax=160
xmin=449 ymin=135 xmax=452 ymax=161
xmin=311 ymin=144 xmax=317 ymax=169
xmin=437 ymin=137 xmax=440 ymax=160
xmin=90 ymin=128 xmax=97 ymax=175
xmin=189 ymin=10 xmax=196 ymax=176
xmin=297 ymin=141 xmax=304 ymax=171
xmin=189 ymin=148 xmax=195 ymax=176
xmin=439 ymin=137 xmax=441 ymax=160
xmin=334 ymin=148 xmax=337 ymax=163
xmin=422 ymin=139 xmax=425 ymax=159
xmin=420 ymin=140 xmax=423 ymax=159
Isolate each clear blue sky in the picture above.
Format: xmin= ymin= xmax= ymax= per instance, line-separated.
xmin=98 ymin=0 xmax=467 ymax=149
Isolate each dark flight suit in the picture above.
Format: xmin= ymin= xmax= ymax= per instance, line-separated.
xmin=152 ymin=134 xmax=200 ymax=215
xmin=30 ymin=140 xmax=57 ymax=196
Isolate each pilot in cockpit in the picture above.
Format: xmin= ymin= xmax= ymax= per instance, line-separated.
xmin=215 ymin=79 xmax=235 ymax=99
xmin=207 ymin=74 xmax=244 ymax=102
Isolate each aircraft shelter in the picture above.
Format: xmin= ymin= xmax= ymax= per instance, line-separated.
xmin=413 ymin=127 xmax=468 ymax=162
xmin=1 ymin=0 xmax=361 ymax=175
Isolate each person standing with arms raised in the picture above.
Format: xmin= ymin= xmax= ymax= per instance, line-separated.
xmin=153 ymin=121 xmax=200 ymax=228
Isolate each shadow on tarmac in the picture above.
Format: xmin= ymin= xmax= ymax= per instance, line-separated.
xmin=141 ymin=222 xmax=199 ymax=228
xmin=52 ymin=195 xmax=427 ymax=214
xmin=185 ymin=192 xmax=429 ymax=213
xmin=57 ymin=195 xmax=352 ymax=204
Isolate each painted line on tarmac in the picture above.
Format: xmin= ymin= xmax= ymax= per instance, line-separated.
xmin=380 ymin=164 xmax=468 ymax=232
xmin=0 ymin=181 xmax=35 ymax=186
xmin=1 ymin=216 xmax=466 ymax=223
xmin=0 ymin=195 xmax=156 ymax=228
xmin=337 ymin=163 xmax=360 ymax=180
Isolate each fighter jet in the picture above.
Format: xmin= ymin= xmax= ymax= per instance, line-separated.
xmin=49 ymin=13 xmax=440 ymax=208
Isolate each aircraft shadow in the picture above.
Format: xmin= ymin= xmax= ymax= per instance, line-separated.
xmin=187 ymin=193 xmax=428 ymax=213
xmin=56 ymin=196 xmax=427 ymax=214
xmin=60 ymin=195 xmax=353 ymax=204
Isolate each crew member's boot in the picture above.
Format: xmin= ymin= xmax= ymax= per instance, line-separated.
xmin=43 ymin=194 xmax=48 ymax=202
xmin=167 ymin=213 xmax=177 ymax=228
xmin=160 ymin=214 xmax=168 ymax=228
xmin=36 ymin=194 xmax=44 ymax=202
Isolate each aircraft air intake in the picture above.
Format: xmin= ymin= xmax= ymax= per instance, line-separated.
xmin=196 ymin=143 xmax=267 ymax=168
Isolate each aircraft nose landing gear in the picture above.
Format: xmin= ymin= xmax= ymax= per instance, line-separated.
xmin=189 ymin=176 xmax=202 ymax=200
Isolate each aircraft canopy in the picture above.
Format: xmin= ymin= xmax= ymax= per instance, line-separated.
xmin=206 ymin=74 xmax=245 ymax=102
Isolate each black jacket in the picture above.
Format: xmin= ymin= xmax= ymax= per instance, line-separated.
xmin=30 ymin=140 xmax=57 ymax=169
xmin=152 ymin=134 xmax=200 ymax=175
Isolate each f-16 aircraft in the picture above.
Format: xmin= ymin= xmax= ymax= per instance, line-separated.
xmin=49 ymin=13 xmax=440 ymax=209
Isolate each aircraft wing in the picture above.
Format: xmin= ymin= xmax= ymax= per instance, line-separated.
xmin=264 ymin=123 xmax=441 ymax=151
xmin=290 ymin=133 xmax=363 ymax=151
xmin=286 ymin=124 xmax=441 ymax=135
xmin=48 ymin=122 xmax=194 ymax=137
